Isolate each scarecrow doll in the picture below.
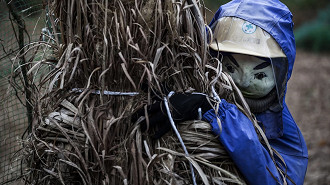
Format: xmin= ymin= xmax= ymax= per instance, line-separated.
xmin=140 ymin=0 xmax=308 ymax=184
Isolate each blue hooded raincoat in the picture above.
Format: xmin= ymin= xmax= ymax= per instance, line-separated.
xmin=203 ymin=0 xmax=308 ymax=184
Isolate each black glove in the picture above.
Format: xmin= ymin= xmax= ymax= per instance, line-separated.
xmin=134 ymin=93 xmax=213 ymax=139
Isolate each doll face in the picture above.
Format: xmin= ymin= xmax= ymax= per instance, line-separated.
xmin=222 ymin=54 xmax=275 ymax=99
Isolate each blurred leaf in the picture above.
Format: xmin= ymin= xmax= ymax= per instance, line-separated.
xmin=294 ymin=5 xmax=330 ymax=52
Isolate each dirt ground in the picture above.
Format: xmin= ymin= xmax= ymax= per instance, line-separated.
xmin=286 ymin=49 xmax=330 ymax=185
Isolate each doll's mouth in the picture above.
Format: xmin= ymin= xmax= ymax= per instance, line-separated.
xmin=240 ymin=90 xmax=263 ymax=99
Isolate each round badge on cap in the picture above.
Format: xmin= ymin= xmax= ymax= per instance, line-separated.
xmin=242 ymin=21 xmax=256 ymax=34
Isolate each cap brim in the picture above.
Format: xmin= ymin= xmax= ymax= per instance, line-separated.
xmin=209 ymin=41 xmax=286 ymax=58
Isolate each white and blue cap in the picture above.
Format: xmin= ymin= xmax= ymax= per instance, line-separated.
xmin=209 ymin=17 xmax=286 ymax=58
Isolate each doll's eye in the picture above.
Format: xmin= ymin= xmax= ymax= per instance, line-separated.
xmin=255 ymin=72 xmax=267 ymax=80
xmin=226 ymin=65 xmax=235 ymax=73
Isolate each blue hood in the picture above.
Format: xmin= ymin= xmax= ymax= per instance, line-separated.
xmin=209 ymin=0 xmax=297 ymax=139
xmin=209 ymin=0 xmax=296 ymax=81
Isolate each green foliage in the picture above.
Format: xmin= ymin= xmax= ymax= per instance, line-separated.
xmin=281 ymin=0 xmax=328 ymax=9
xmin=204 ymin=0 xmax=230 ymax=9
xmin=294 ymin=5 xmax=330 ymax=52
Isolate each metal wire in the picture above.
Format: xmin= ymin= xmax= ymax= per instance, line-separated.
xmin=0 ymin=0 xmax=45 ymax=184
xmin=163 ymin=92 xmax=197 ymax=185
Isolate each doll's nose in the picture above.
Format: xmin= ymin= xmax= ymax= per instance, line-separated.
xmin=237 ymin=80 xmax=250 ymax=89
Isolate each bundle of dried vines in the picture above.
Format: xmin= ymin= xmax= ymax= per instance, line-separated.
xmin=16 ymin=0 xmax=269 ymax=184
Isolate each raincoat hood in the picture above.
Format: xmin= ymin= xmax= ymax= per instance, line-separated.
xmin=209 ymin=0 xmax=296 ymax=81
xmin=209 ymin=0 xmax=296 ymax=139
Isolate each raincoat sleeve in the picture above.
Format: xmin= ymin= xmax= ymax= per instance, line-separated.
xmin=202 ymin=99 xmax=305 ymax=185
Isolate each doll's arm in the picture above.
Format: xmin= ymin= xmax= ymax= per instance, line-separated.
xmin=203 ymin=99 xmax=283 ymax=185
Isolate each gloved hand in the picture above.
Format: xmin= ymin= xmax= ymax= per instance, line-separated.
xmin=134 ymin=93 xmax=213 ymax=139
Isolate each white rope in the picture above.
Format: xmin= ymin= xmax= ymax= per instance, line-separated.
xmin=211 ymin=85 xmax=221 ymax=103
xmin=71 ymin=88 xmax=139 ymax=96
